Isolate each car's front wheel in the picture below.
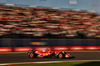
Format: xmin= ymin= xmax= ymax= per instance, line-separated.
xmin=58 ymin=53 xmax=65 ymax=59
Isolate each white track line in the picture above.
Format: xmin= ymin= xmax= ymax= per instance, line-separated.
xmin=0 ymin=60 xmax=100 ymax=66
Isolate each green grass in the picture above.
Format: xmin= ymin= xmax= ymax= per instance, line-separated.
xmin=4 ymin=61 xmax=100 ymax=66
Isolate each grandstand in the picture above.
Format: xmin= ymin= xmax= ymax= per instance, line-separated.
xmin=0 ymin=0 xmax=100 ymax=39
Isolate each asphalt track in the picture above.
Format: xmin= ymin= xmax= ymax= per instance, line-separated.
xmin=0 ymin=52 xmax=100 ymax=64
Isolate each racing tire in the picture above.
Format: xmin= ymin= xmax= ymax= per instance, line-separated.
xmin=29 ymin=53 xmax=35 ymax=58
xmin=58 ymin=53 xmax=65 ymax=59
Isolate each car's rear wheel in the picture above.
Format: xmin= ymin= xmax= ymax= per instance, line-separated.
xmin=58 ymin=53 xmax=64 ymax=59
xmin=29 ymin=53 xmax=35 ymax=58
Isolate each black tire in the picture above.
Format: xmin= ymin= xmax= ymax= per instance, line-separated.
xmin=29 ymin=53 xmax=35 ymax=58
xmin=58 ymin=53 xmax=65 ymax=59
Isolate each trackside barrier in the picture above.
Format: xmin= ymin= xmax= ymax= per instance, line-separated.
xmin=0 ymin=47 xmax=12 ymax=53
xmin=69 ymin=46 xmax=86 ymax=51
xmin=14 ymin=47 xmax=33 ymax=52
xmin=33 ymin=47 xmax=51 ymax=51
xmin=85 ymin=46 xmax=100 ymax=50
xmin=52 ymin=46 xmax=69 ymax=51
xmin=0 ymin=46 xmax=100 ymax=52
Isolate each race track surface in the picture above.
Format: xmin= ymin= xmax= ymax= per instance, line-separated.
xmin=0 ymin=52 xmax=100 ymax=64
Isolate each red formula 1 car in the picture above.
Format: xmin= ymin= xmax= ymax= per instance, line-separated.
xmin=28 ymin=49 xmax=74 ymax=59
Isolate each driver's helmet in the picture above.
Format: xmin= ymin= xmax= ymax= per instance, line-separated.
xmin=43 ymin=50 xmax=45 ymax=52
xmin=43 ymin=48 xmax=49 ymax=52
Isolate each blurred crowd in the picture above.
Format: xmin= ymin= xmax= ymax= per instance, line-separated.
xmin=0 ymin=4 xmax=100 ymax=38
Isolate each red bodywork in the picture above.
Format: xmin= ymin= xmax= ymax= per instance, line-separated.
xmin=35 ymin=50 xmax=53 ymax=57
xmin=65 ymin=54 xmax=73 ymax=58
xmin=28 ymin=49 xmax=73 ymax=58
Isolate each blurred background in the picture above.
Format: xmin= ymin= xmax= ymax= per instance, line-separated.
xmin=0 ymin=0 xmax=100 ymax=48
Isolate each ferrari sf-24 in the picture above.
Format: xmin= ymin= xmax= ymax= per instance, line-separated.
xmin=28 ymin=49 xmax=74 ymax=59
